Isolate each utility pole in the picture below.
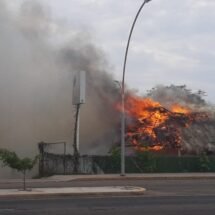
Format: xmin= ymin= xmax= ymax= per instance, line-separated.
xmin=121 ymin=0 xmax=152 ymax=176
xmin=72 ymin=71 xmax=86 ymax=173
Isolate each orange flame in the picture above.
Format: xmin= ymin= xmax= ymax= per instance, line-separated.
xmin=117 ymin=95 xmax=207 ymax=152
xmin=171 ymin=104 xmax=191 ymax=114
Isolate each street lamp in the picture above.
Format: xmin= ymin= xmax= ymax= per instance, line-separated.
xmin=121 ymin=0 xmax=152 ymax=176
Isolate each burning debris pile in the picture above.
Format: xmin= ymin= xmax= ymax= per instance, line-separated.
xmin=117 ymin=85 xmax=215 ymax=154
xmin=124 ymin=96 xmax=209 ymax=152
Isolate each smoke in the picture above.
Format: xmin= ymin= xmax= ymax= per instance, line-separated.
xmin=147 ymin=85 xmax=209 ymax=109
xmin=0 ymin=0 xmax=119 ymax=177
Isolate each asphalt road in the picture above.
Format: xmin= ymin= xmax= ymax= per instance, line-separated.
xmin=0 ymin=195 xmax=215 ymax=215
xmin=0 ymin=179 xmax=215 ymax=214
xmin=1 ymin=178 xmax=215 ymax=196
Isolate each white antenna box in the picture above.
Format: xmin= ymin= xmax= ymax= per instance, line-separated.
xmin=72 ymin=71 xmax=86 ymax=105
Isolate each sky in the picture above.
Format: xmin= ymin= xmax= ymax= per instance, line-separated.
xmin=8 ymin=0 xmax=215 ymax=103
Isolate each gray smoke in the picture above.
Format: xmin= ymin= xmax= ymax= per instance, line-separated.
xmin=147 ymin=85 xmax=210 ymax=110
xmin=0 ymin=0 xmax=119 ymax=177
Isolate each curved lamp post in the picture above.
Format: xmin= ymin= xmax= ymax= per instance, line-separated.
xmin=121 ymin=0 xmax=152 ymax=176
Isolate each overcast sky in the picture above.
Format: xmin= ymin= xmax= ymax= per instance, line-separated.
xmin=10 ymin=0 xmax=215 ymax=103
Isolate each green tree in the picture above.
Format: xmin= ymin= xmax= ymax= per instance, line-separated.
xmin=199 ymin=152 xmax=210 ymax=172
xmin=109 ymin=146 xmax=121 ymax=172
xmin=0 ymin=149 xmax=38 ymax=190
xmin=136 ymin=151 xmax=156 ymax=172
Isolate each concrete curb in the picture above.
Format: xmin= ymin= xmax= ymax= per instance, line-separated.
xmin=46 ymin=173 xmax=215 ymax=182
xmin=1 ymin=173 xmax=215 ymax=184
xmin=70 ymin=176 xmax=215 ymax=181
xmin=0 ymin=186 xmax=146 ymax=200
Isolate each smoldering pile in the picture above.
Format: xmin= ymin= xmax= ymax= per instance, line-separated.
xmin=122 ymin=85 xmax=215 ymax=154
xmin=148 ymin=85 xmax=215 ymax=153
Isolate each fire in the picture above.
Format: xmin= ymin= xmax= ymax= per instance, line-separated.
xmin=117 ymin=95 xmax=208 ymax=152
xmin=171 ymin=104 xmax=191 ymax=114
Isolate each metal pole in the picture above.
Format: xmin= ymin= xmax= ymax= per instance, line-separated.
xmin=77 ymin=105 xmax=80 ymax=152
xmin=73 ymin=104 xmax=81 ymax=155
xmin=73 ymin=103 xmax=81 ymax=173
xmin=63 ymin=142 xmax=66 ymax=174
xmin=121 ymin=0 xmax=152 ymax=176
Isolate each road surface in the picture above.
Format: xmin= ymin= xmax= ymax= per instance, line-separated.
xmin=0 ymin=195 xmax=215 ymax=215
xmin=0 ymin=179 xmax=215 ymax=214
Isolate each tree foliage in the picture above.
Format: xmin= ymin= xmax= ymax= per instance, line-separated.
xmin=199 ymin=152 xmax=210 ymax=172
xmin=0 ymin=149 xmax=38 ymax=173
xmin=136 ymin=151 xmax=156 ymax=172
xmin=0 ymin=148 xmax=38 ymax=190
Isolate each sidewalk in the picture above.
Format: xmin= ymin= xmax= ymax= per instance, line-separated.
xmin=0 ymin=173 xmax=215 ymax=184
xmin=0 ymin=186 xmax=146 ymax=199
xmin=0 ymin=173 xmax=214 ymax=199
xmin=46 ymin=173 xmax=215 ymax=182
